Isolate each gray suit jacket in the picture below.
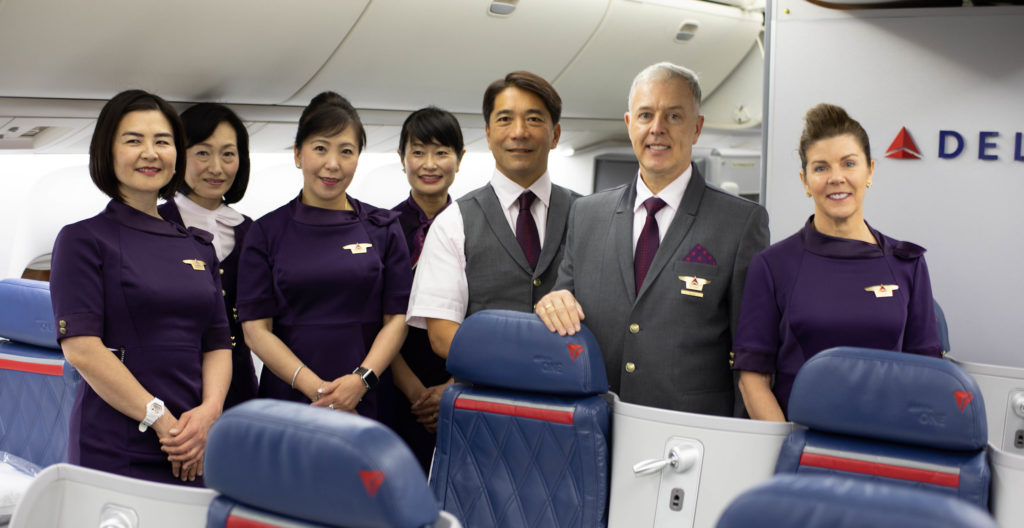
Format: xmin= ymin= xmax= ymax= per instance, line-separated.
xmin=554 ymin=165 xmax=768 ymax=415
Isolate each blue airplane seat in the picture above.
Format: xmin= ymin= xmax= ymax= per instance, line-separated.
xmin=204 ymin=399 xmax=459 ymax=528
xmin=0 ymin=278 xmax=81 ymax=468
xmin=430 ymin=309 xmax=611 ymax=528
xmin=775 ymin=347 xmax=990 ymax=509
xmin=716 ymin=474 xmax=998 ymax=528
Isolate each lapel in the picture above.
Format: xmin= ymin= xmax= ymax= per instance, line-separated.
xmin=636 ymin=164 xmax=707 ymax=302
xmin=613 ymin=183 xmax=638 ymax=304
xmin=476 ymin=184 xmax=533 ymax=274
xmin=535 ymin=185 xmax=570 ymax=276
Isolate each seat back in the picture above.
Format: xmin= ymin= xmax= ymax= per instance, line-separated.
xmin=775 ymin=347 xmax=989 ymax=508
xmin=0 ymin=278 xmax=81 ymax=467
xmin=716 ymin=474 xmax=997 ymax=528
xmin=430 ymin=310 xmax=610 ymax=528
xmin=204 ymin=399 xmax=452 ymax=528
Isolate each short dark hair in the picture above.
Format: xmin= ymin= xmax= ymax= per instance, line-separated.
xmin=398 ymin=106 xmax=465 ymax=160
xmin=798 ymin=103 xmax=872 ymax=171
xmin=295 ymin=91 xmax=366 ymax=152
xmin=89 ymin=89 xmax=186 ymax=202
xmin=482 ymin=71 xmax=562 ymax=126
xmin=179 ymin=103 xmax=250 ymax=205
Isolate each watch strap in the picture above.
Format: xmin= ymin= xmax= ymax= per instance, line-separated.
xmin=353 ymin=366 xmax=378 ymax=390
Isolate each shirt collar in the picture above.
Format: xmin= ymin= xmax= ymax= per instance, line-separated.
xmin=634 ymin=165 xmax=691 ymax=213
xmin=173 ymin=192 xmax=245 ymax=227
xmin=289 ymin=192 xmax=362 ymax=226
xmin=103 ymin=199 xmax=189 ymax=237
xmin=491 ymin=169 xmax=552 ymax=211
xmin=402 ymin=193 xmax=451 ymax=226
xmin=800 ymin=215 xmax=885 ymax=259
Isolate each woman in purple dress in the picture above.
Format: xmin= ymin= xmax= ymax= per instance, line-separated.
xmin=50 ymin=90 xmax=232 ymax=485
xmin=238 ymin=92 xmax=411 ymax=420
xmin=158 ymin=103 xmax=257 ymax=410
xmin=389 ymin=106 xmax=463 ymax=470
xmin=733 ymin=104 xmax=942 ymax=421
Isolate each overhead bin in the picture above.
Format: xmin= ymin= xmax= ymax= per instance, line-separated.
xmin=554 ymin=0 xmax=762 ymax=121
xmin=286 ymin=0 xmax=612 ymax=112
xmin=0 ymin=0 xmax=369 ymax=104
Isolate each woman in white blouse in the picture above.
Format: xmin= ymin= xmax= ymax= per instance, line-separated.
xmin=158 ymin=103 xmax=257 ymax=409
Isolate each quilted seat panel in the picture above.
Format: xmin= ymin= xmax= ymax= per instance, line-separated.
xmin=431 ymin=385 xmax=609 ymax=528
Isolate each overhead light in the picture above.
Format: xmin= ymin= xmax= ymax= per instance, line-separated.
xmin=489 ymin=0 xmax=518 ymax=16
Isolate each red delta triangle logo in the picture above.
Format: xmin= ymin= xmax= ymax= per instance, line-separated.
xmin=568 ymin=344 xmax=584 ymax=361
xmin=954 ymin=391 xmax=973 ymax=412
xmin=886 ymin=127 xmax=923 ymax=159
xmin=360 ymin=470 xmax=385 ymax=498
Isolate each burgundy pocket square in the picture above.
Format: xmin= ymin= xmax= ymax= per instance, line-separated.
xmin=683 ymin=244 xmax=716 ymax=265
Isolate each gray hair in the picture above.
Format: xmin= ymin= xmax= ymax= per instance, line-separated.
xmin=627 ymin=62 xmax=702 ymax=113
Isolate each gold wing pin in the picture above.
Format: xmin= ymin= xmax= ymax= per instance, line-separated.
xmin=343 ymin=243 xmax=373 ymax=254
xmin=182 ymin=259 xmax=207 ymax=271
xmin=865 ymin=284 xmax=899 ymax=298
xmin=679 ymin=275 xmax=710 ymax=298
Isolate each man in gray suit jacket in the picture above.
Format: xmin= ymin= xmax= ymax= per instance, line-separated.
xmin=408 ymin=71 xmax=579 ymax=358
xmin=536 ymin=62 xmax=768 ymax=416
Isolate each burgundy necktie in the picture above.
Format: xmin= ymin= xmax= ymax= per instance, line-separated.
xmin=634 ymin=197 xmax=667 ymax=292
xmin=516 ymin=191 xmax=541 ymax=270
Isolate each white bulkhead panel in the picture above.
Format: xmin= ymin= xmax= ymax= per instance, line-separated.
xmin=0 ymin=0 xmax=370 ymax=103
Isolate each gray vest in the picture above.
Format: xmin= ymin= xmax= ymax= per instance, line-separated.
xmin=458 ymin=183 xmax=578 ymax=316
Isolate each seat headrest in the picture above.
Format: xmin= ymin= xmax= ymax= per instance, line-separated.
xmin=447 ymin=309 xmax=609 ymax=395
xmin=0 ymin=279 xmax=59 ymax=350
xmin=716 ymin=475 xmax=997 ymax=528
xmin=788 ymin=347 xmax=986 ymax=450
xmin=204 ymin=400 xmax=440 ymax=528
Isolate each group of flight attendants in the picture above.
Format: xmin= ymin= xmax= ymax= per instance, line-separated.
xmin=48 ymin=60 xmax=942 ymax=487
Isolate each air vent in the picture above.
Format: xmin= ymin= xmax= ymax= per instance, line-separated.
xmin=675 ymin=20 xmax=700 ymax=42
xmin=489 ymin=0 xmax=518 ymax=16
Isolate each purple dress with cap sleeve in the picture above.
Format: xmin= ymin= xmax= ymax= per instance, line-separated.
xmin=236 ymin=194 xmax=412 ymax=420
xmin=49 ymin=200 xmax=231 ymax=486
xmin=732 ymin=216 xmax=942 ymax=416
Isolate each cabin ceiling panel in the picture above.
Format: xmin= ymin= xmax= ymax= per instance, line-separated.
xmin=285 ymin=0 xmax=612 ymax=112
xmin=0 ymin=0 xmax=369 ymax=104
xmin=554 ymin=0 xmax=762 ymax=121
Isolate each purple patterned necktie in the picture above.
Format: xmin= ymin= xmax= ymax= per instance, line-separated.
xmin=634 ymin=197 xmax=667 ymax=292
xmin=410 ymin=221 xmax=429 ymax=268
xmin=516 ymin=191 xmax=541 ymax=270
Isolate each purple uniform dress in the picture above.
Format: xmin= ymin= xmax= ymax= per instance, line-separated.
xmin=237 ymin=194 xmax=412 ymax=420
xmin=50 ymin=200 xmax=231 ymax=486
xmin=732 ymin=217 xmax=942 ymax=416
xmin=392 ymin=194 xmax=451 ymax=471
xmin=159 ymin=199 xmax=258 ymax=409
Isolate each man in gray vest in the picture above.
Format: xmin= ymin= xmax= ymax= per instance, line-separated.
xmin=407 ymin=71 xmax=579 ymax=358
xmin=536 ymin=62 xmax=769 ymax=416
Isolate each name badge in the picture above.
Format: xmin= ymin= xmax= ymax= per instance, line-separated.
xmin=865 ymin=284 xmax=899 ymax=298
xmin=679 ymin=275 xmax=710 ymax=298
xmin=182 ymin=259 xmax=207 ymax=271
xmin=343 ymin=243 xmax=373 ymax=254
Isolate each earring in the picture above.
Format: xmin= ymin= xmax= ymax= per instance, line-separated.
xmin=866 ymin=182 xmax=872 ymax=188
xmin=295 ymin=163 xmax=301 ymax=169
xmin=806 ymin=191 xmax=812 ymax=197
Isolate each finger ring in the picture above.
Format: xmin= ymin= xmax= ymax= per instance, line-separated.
xmin=545 ymin=304 xmax=555 ymax=311
xmin=329 ymin=403 xmax=335 ymax=409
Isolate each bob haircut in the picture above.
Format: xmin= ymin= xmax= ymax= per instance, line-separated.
xmin=482 ymin=71 xmax=562 ymax=126
xmin=798 ymin=103 xmax=872 ymax=171
xmin=398 ymin=106 xmax=465 ymax=160
xmin=295 ymin=91 xmax=366 ymax=153
xmin=89 ymin=89 xmax=186 ymax=202
xmin=179 ymin=103 xmax=251 ymax=205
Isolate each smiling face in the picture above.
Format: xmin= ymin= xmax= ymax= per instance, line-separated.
xmin=401 ymin=138 xmax=461 ymax=200
xmin=625 ymin=77 xmax=703 ymax=193
xmin=184 ymin=121 xmax=239 ymax=210
xmin=113 ymin=110 xmax=177 ymax=206
xmin=295 ymin=126 xmax=360 ymax=210
xmin=485 ymin=86 xmax=560 ymax=187
xmin=801 ymin=133 xmax=875 ymax=234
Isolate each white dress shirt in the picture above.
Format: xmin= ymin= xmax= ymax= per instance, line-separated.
xmin=406 ymin=170 xmax=553 ymax=328
xmin=632 ymin=166 xmax=692 ymax=252
xmin=173 ymin=193 xmax=245 ymax=261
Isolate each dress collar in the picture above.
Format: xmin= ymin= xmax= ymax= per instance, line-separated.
xmin=800 ymin=215 xmax=885 ymax=259
xmin=103 ymin=199 xmax=189 ymax=238
xmin=403 ymin=193 xmax=451 ymax=226
xmin=289 ymin=192 xmax=362 ymax=226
